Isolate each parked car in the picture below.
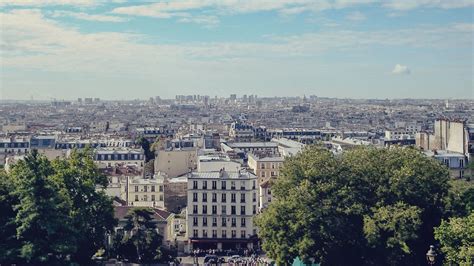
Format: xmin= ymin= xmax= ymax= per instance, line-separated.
xmin=228 ymin=255 xmax=242 ymax=263
xmin=204 ymin=254 xmax=219 ymax=263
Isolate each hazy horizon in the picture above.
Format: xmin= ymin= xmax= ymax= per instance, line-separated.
xmin=1 ymin=0 xmax=473 ymax=100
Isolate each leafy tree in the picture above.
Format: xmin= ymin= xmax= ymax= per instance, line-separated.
xmin=255 ymin=146 xmax=450 ymax=266
xmin=137 ymin=137 xmax=154 ymax=162
xmin=435 ymin=212 xmax=474 ymax=265
xmin=0 ymin=149 xmax=116 ymax=265
xmin=51 ymin=148 xmax=116 ymax=264
xmin=0 ymin=170 xmax=21 ymax=263
xmin=363 ymin=202 xmax=422 ymax=263
xmin=443 ymin=179 xmax=474 ymax=218
xmin=9 ymin=150 xmax=76 ymax=264
xmin=115 ymin=208 xmax=164 ymax=263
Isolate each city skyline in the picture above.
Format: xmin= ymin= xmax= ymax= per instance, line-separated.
xmin=1 ymin=0 xmax=473 ymax=100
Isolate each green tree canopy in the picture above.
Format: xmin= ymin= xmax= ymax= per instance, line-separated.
xmin=0 ymin=149 xmax=116 ymax=265
xmin=255 ymin=146 xmax=450 ymax=266
xmin=112 ymin=208 xmax=165 ymax=263
xmin=435 ymin=212 xmax=474 ymax=265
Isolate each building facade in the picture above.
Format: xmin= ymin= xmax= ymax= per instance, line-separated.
xmin=186 ymin=169 xmax=259 ymax=250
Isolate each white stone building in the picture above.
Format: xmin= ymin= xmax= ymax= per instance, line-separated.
xmin=186 ymin=169 xmax=259 ymax=250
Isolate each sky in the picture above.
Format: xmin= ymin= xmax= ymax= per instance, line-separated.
xmin=0 ymin=0 xmax=473 ymax=100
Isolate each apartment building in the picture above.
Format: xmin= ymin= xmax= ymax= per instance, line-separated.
xmin=122 ymin=175 xmax=165 ymax=208
xmin=247 ymin=153 xmax=284 ymax=183
xmin=94 ymin=148 xmax=145 ymax=169
xmin=154 ymin=148 xmax=197 ymax=178
xmin=187 ymin=169 xmax=259 ymax=250
xmin=0 ymin=137 xmax=30 ymax=166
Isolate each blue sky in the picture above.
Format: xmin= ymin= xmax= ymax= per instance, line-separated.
xmin=0 ymin=0 xmax=473 ymax=100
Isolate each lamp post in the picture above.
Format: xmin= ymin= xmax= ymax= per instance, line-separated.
xmin=426 ymin=245 xmax=437 ymax=265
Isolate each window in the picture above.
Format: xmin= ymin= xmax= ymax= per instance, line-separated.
xmin=193 ymin=193 xmax=198 ymax=202
xmin=241 ymin=206 xmax=246 ymax=215
xmin=159 ymin=194 xmax=163 ymax=201
xmin=151 ymin=185 xmax=155 ymax=192
xmin=231 ymin=181 xmax=236 ymax=190
xmin=135 ymin=195 xmax=139 ymax=201
xmin=193 ymin=217 xmax=198 ymax=226
xmin=271 ymin=163 xmax=275 ymax=169
xmin=135 ymin=186 xmax=138 ymax=192
xmin=143 ymin=195 xmax=148 ymax=201
xmin=202 ymin=193 xmax=207 ymax=202
xmin=240 ymin=193 xmax=246 ymax=203
xmin=222 ymin=194 xmax=227 ymax=202
xmin=202 ymin=181 xmax=207 ymax=189
xmin=203 ymin=205 xmax=208 ymax=214
xmin=151 ymin=195 xmax=155 ymax=201
xmin=202 ymin=230 xmax=208 ymax=238
xmin=212 ymin=230 xmax=217 ymax=238
xmin=222 ymin=205 xmax=227 ymax=215
xmin=193 ymin=181 xmax=198 ymax=189
xmin=212 ymin=181 xmax=217 ymax=189
xmin=212 ymin=217 xmax=217 ymax=227
xmin=202 ymin=217 xmax=207 ymax=226
xmin=159 ymin=185 xmax=163 ymax=192
xmin=240 ymin=181 xmax=245 ymax=190
xmin=252 ymin=192 xmax=256 ymax=202
xmin=252 ymin=180 xmax=256 ymax=189
xmin=222 ymin=230 xmax=227 ymax=238
xmin=193 ymin=230 xmax=198 ymax=237
xmin=231 ymin=218 xmax=236 ymax=227
xmin=144 ymin=186 xmax=147 ymax=192
xmin=460 ymin=159 xmax=464 ymax=168
xmin=444 ymin=159 xmax=450 ymax=167
xmin=268 ymin=189 xmax=271 ymax=195
xmin=231 ymin=230 xmax=236 ymax=238
xmin=241 ymin=230 xmax=246 ymax=238
xmin=261 ymin=163 xmax=265 ymax=169
xmin=212 ymin=193 xmax=217 ymax=202
xmin=221 ymin=181 xmax=226 ymax=190
xmin=212 ymin=205 xmax=217 ymax=214
xmin=253 ymin=205 xmax=256 ymax=214
xmin=261 ymin=172 xmax=265 ymax=178
xmin=193 ymin=205 xmax=198 ymax=214
xmin=241 ymin=218 xmax=246 ymax=227
xmin=231 ymin=206 xmax=236 ymax=215
xmin=222 ymin=218 xmax=227 ymax=227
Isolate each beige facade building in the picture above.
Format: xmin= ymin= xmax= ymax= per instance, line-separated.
xmin=247 ymin=153 xmax=284 ymax=183
xmin=154 ymin=148 xmax=197 ymax=178
xmin=121 ymin=175 xmax=165 ymax=208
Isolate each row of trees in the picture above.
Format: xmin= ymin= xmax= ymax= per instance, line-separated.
xmin=255 ymin=146 xmax=473 ymax=265
xmin=0 ymin=149 xmax=173 ymax=265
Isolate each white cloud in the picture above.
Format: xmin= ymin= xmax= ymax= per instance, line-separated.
xmin=383 ymin=0 xmax=474 ymax=10
xmin=51 ymin=10 xmax=128 ymax=22
xmin=1 ymin=9 xmax=471 ymax=77
xmin=346 ymin=11 xmax=366 ymax=21
xmin=0 ymin=0 xmax=96 ymax=7
xmin=392 ymin=64 xmax=411 ymax=74
xmin=178 ymin=15 xmax=219 ymax=28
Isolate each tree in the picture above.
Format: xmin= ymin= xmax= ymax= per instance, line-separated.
xmin=137 ymin=137 xmax=154 ymax=162
xmin=255 ymin=146 xmax=450 ymax=266
xmin=0 ymin=149 xmax=116 ymax=265
xmin=435 ymin=212 xmax=474 ymax=265
xmin=113 ymin=208 xmax=164 ymax=263
xmin=0 ymin=170 xmax=21 ymax=263
xmin=443 ymin=179 xmax=474 ymax=218
xmin=9 ymin=150 xmax=76 ymax=264
xmin=51 ymin=148 xmax=116 ymax=264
